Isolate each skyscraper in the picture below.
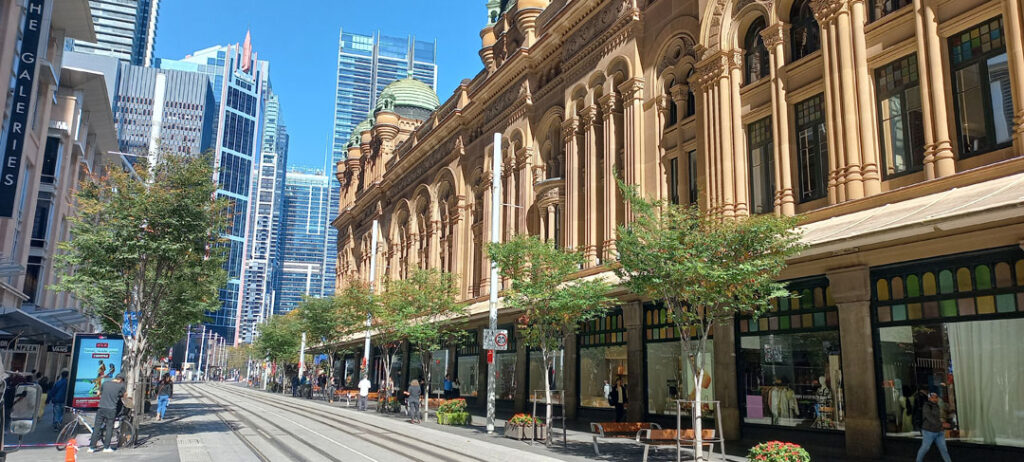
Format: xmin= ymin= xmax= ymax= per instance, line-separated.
xmin=159 ymin=32 xmax=269 ymax=344
xmin=239 ymin=91 xmax=288 ymax=343
xmin=112 ymin=62 xmax=218 ymax=162
xmin=67 ymin=0 xmax=161 ymax=66
xmin=278 ymin=167 xmax=331 ymax=314
xmin=327 ymin=30 xmax=437 ymax=295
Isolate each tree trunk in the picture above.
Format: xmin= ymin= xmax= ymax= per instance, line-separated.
xmin=693 ymin=366 xmax=705 ymax=462
xmin=543 ymin=349 xmax=553 ymax=445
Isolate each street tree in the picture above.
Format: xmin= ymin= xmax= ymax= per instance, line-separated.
xmin=615 ymin=182 xmax=803 ymax=461
xmin=488 ymin=235 xmax=613 ymax=441
xmin=252 ymin=311 xmax=302 ymax=389
xmin=53 ymin=153 xmax=228 ymax=412
xmin=386 ymin=269 xmax=466 ymax=419
xmin=294 ymin=289 xmax=367 ymax=396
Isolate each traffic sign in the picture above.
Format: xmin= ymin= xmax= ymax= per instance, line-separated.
xmin=483 ymin=329 xmax=509 ymax=351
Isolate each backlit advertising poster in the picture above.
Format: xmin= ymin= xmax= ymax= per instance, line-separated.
xmin=67 ymin=334 xmax=125 ymax=408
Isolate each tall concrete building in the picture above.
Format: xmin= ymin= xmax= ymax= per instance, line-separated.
xmin=326 ymin=30 xmax=438 ymax=296
xmin=112 ymin=62 xmax=218 ymax=161
xmin=67 ymin=0 xmax=160 ymax=66
xmin=239 ymin=91 xmax=288 ymax=343
xmin=278 ymin=167 xmax=330 ymax=315
xmin=158 ymin=32 xmax=270 ymax=344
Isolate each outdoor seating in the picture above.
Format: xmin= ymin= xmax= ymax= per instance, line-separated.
xmin=589 ymin=422 xmax=662 ymax=456
xmin=635 ymin=428 xmax=717 ymax=462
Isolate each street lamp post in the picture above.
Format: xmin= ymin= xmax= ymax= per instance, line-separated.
xmin=486 ymin=132 xmax=502 ymax=433
xmin=363 ymin=219 xmax=379 ymax=381
xmin=196 ymin=326 xmax=207 ymax=381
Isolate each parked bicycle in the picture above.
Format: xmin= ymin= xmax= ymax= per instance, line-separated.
xmin=55 ymin=407 xmax=93 ymax=451
xmin=55 ymin=401 xmax=137 ymax=451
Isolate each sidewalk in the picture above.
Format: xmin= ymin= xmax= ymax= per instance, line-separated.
xmin=5 ymin=385 xmax=249 ymax=462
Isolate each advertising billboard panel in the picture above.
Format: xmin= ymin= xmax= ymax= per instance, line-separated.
xmin=67 ymin=334 xmax=125 ymax=408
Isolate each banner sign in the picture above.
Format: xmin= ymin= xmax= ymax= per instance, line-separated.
xmin=0 ymin=340 xmax=40 ymax=353
xmin=67 ymin=334 xmax=125 ymax=408
xmin=47 ymin=344 xmax=71 ymax=353
xmin=0 ymin=0 xmax=46 ymax=217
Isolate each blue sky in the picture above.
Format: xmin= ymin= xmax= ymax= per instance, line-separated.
xmin=156 ymin=0 xmax=485 ymax=169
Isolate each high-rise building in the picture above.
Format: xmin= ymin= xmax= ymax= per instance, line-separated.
xmin=112 ymin=62 xmax=218 ymax=161
xmin=278 ymin=167 xmax=331 ymax=314
xmin=67 ymin=0 xmax=161 ymax=66
xmin=239 ymin=91 xmax=287 ymax=343
xmin=159 ymin=32 xmax=269 ymax=344
xmin=327 ymin=30 xmax=437 ymax=296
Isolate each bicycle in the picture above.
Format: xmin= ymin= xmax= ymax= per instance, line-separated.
xmin=114 ymin=403 xmax=137 ymax=448
xmin=55 ymin=407 xmax=93 ymax=451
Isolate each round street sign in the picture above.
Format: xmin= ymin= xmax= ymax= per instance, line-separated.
xmin=495 ymin=331 xmax=508 ymax=349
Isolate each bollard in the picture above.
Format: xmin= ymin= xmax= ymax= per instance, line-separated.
xmin=64 ymin=438 xmax=78 ymax=462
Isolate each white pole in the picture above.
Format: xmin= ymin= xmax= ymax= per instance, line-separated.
xmin=183 ymin=325 xmax=191 ymax=373
xmin=486 ymin=132 xmax=502 ymax=434
xmin=299 ymin=332 xmax=307 ymax=378
xmin=197 ymin=326 xmax=207 ymax=381
xmin=363 ymin=219 xmax=379 ymax=381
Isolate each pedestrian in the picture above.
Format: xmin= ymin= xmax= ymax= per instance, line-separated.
xmin=452 ymin=378 xmax=460 ymax=398
xmin=291 ymin=374 xmax=300 ymax=397
xmin=916 ymin=392 xmax=952 ymax=462
xmin=155 ymin=373 xmax=173 ymax=420
xmin=88 ymin=373 xmax=125 ymax=453
xmin=443 ymin=374 xmax=453 ymax=399
xmin=404 ymin=379 xmax=422 ymax=423
xmin=609 ymin=378 xmax=627 ymax=423
xmin=603 ymin=380 xmax=611 ymax=400
xmin=46 ymin=371 xmax=69 ymax=430
xmin=357 ymin=375 xmax=371 ymax=411
xmin=911 ymin=386 xmax=929 ymax=431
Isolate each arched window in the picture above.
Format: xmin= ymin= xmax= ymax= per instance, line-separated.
xmin=744 ymin=18 xmax=770 ymax=85
xmin=684 ymin=69 xmax=696 ymax=117
xmin=790 ymin=0 xmax=820 ymax=61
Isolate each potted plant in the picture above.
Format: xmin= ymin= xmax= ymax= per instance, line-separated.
xmin=747 ymin=441 xmax=811 ymax=462
xmin=435 ymin=398 xmax=470 ymax=425
xmin=504 ymin=413 xmax=546 ymax=440
xmin=378 ymin=395 xmax=401 ymax=413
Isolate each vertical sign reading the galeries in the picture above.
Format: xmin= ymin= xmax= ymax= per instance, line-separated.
xmin=0 ymin=0 xmax=46 ymax=217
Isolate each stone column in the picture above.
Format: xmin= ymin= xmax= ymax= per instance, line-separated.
xmin=820 ymin=18 xmax=846 ymax=203
xmin=655 ymin=94 xmax=670 ymax=201
xmin=479 ymin=184 xmax=492 ymax=293
xmin=563 ymin=331 xmax=579 ymax=421
xmin=619 ymin=78 xmax=645 ymax=221
xmin=623 ymin=301 xmax=646 ymax=422
xmin=911 ymin=0 xmax=939 ymax=180
xmin=581 ymin=106 xmax=600 ymax=266
xmin=712 ymin=316 xmax=741 ymax=441
xmin=728 ymin=51 xmax=749 ymax=216
xmin=827 ymin=266 xmax=883 ymax=459
xmin=850 ymin=0 xmax=881 ymax=194
xmin=703 ymin=53 xmax=735 ymax=217
xmin=428 ymin=200 xmax=441 ymax=269
xmin=762 ymin=24 xmax=796 ymax=216
xmin=1004 ymin=0 xmax=1024 ymax=151
xmin=561 ymin=119 xmax=580 ymax=253
xmin=919 ymin=0 xmax=956 ymax=177
xmin=836 ymin=7 xmax=865 ymax=199
xmin=600 ymin=93 xmax=619 ymax=261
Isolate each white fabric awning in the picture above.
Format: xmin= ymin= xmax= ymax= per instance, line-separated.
xmin=798 ymin=172 xmax=1024 ymax=257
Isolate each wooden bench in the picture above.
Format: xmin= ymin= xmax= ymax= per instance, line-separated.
xmin=636 ymin=428 xmax=717 ymax=462
xmin=337 ymin=390 xmax=378 ymax=406
xmin=589 ymin=422 xmax=662 ymax=456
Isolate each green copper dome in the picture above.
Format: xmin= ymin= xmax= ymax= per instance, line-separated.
xmin=373 ymin=78 xmax=440 ymax=119
xmin=346 ymin=117 xmax=373 ymax=148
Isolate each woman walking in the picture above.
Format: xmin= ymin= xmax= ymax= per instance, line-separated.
xmin=404 ymin=379 xmax=422 ymax=424
xmin=155 ymin=373 xmax=173 ymax=420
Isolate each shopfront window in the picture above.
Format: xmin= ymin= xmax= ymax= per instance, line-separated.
xmin=495 ymin=325 xmax=517 ymax=401
xmin=457 ymin=335 xmax=480 ymax=398
xmin=429 ymin=350 xmax=448 ymax=394
xmin=408 ymin=351 xmax=424 ymax=386
xmin=579 ymin=309 xmax=627 ymax=409
xmin=874 ymin=247 xmax=1024 ymax=447
xmin=739 ymin=278 xmax=845 ymax=430
xmin=342 ymin=357 xmax=357 ymax=388
xmin=529 ymin=349 xmax=564 ymax=403
xmin=644 ymin=303 xmax=714 ymax=416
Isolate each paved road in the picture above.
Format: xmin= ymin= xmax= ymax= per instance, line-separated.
xmin=187 ymin=382 xmax=565 ymax=462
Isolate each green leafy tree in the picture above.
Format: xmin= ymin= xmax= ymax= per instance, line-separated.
xmin=53 ymin=153 xmax=228 ymax=411
xmin=334 ymin=280 xmax=377 ymax=382
xmin=252 ymin=311 xmax=302 ymax=390
xmin=385 ymin=269 xmax=467 ymax=419
xmin=294 ymin=290 xmax=367 ymax=397
xmin=615 ymin=182 xmax=803 ymax=461
xmin=488 ymin=235 xmax=613 ymax=442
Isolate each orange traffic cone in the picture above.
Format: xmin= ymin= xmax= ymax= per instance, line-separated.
xmin=64 ymin=438 xmax=78 ymax=462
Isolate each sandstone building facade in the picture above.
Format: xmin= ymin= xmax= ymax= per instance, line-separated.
xmin=332 ymin=0 xmax=1024 ymax=458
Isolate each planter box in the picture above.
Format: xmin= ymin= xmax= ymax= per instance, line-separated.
xmin=504 ymin=423 xmax=547 ymax=441
xmin=436 ymin=411 xmax=470 ymax=426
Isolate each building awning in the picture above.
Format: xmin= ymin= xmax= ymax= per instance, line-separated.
xmin=23 ymin=308 xmax=91 ymax=334
xmin=0 ymin=307 xmax=73 ymax=344
xmin=799 ymin=172 xmax=1024 ymax=258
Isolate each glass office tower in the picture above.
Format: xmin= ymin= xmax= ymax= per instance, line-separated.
xmin=279 ymin=167 xmax=331 ymax=315
xmin=67 ymin=0 xmax=161 ymax=66
xmin=327 ymin=30 xmax=437 ymax=296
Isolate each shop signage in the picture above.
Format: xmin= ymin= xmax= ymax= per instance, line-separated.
xmin=483 ymin=329 xmax=508 ymax=351
xmin=0 ymin=0 xmax=46 ymax=217
xmin=0 ymin=340 xmax=40 ymax=353
xmin=47 ymin=344 xmax=71 ymax=354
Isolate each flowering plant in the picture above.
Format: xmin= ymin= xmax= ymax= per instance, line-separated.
xmin=437 ymin=398 xmax=467 ymax=414
xmin=747 ymin=441 xmax=811 ymax=462
xmin=507 ymin=413 xmax=544 ymax=427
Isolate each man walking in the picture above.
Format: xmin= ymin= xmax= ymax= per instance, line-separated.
xmin=357 ymin=375 xmax=371 ymax=411
xmin=46 ymin=371 xmax=69 ymax=430
xmin=609 ymin=378 xmax=627 ymax=423
xmin=88 ymin=374 xmax=125 ymax=453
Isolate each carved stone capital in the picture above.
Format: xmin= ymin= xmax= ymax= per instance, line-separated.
xmin=598 ymin=93 xmax=620 ymax=118
xmin=694 ymin=52 xmax=731 ymax=92
xmin=811 ymin=0 xmax=848 ymax=24
xmin=760 ymin=23 xmax=786 ymax=50
xmin=617 ymin=77 xmax=645 ymax=104
xmin=560 ymin=118 xmax=579 ymax=140
xmin=580 ymin=106 xmax=599 ymax=128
